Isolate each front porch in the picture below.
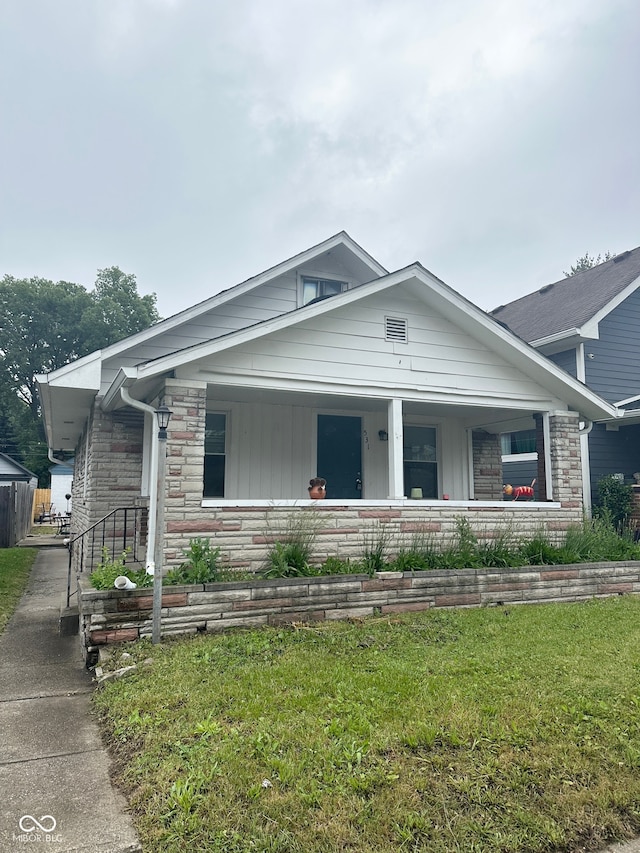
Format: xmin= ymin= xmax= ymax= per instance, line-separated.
xmin=69 ymin=378 xmax=585 ymax=574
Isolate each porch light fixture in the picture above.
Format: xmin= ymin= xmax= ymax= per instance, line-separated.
xmin=378 ymin=430 xmax=388 ymax=442
xmin=155 ymin=403 xmax=172 ymax=438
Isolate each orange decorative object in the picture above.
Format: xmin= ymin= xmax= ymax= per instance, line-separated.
xmin=503 ymin=478 xmax=536 ymax=500
xmin=308 ymin=477 xmax=327 ymax=500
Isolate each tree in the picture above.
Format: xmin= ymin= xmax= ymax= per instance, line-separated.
xmin=79 ymin=266 xmax=160 ymax=353
xmin=0 ymin=268 xmax=160 ymax=484
xmin=564 ymin=251 xmax=613 ymax=277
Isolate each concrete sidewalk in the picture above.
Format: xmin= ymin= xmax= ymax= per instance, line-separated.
xmin=0 ymin=547 xmax=141 ymax=852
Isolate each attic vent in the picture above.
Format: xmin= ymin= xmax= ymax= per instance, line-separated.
xmin=385 ymin=316 xmax=408 ymax=343
xmin=539 ymin=284 xmax=554 ymax=294
xmin=613 ymin=251 xmax=631 ymax=263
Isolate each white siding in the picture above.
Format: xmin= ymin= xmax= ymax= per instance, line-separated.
xmin=193 ymin=290 xmax=560 ymax=409
xmin=100 ymin=257 xmax=371 ymax=392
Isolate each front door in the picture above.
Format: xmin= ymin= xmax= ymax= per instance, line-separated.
xmin=317 ymin=414 xmax=362 ymax=500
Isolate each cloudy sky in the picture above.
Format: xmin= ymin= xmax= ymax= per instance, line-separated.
xmin=1 ymin=0 xmax=638 ymax=319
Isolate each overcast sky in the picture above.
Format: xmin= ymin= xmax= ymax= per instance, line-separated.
xmin=1 ymin=0 xmax=638 ymax=319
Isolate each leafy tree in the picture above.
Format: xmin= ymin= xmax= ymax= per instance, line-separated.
xmin=0 ymin=268 xmax=160 ymax=484
xmin=564 ymin=251 xmax=613 ymax=277
xmin=79 ymin=266 xmax=160 ymax=353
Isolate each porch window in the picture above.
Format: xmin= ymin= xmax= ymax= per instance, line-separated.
xmin=501 ymin=429 xmax=537 ymax=459
xmin=403 ymin=425 xmax=438 ymax=498
xmin=204 ymin=413 xmax=226 ymax=497
xmin=302 ymin=276 xmax=347 ymax=306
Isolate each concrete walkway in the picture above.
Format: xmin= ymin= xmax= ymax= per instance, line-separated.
xmin=0 ymin=546 xmax=141 ymax=852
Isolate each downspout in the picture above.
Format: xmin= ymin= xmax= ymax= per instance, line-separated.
xmin=120 ymin=388 xmax=159 ymax=574
xmin=576 ymin=344 xmax=592 ymax=515
xmin=579 ymin=419 xmax=593 ymax=515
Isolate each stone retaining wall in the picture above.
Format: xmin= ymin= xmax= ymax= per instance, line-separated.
xmin=79 ymin=561 xmax=640 ymax=658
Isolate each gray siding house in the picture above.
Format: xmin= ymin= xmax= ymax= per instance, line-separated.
xmin=37 ymin=233 xmax=620 ymax=576
xmin=492 ymin=247 xmax=640 ymax=512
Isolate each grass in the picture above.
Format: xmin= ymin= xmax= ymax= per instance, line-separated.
xmin=94 ymin=597 xmax=640 ymax=852
xmin=0 ymin=548 xmax=38 ymax=632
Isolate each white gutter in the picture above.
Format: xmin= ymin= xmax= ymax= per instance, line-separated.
xmin=47 ymin=449 xmax=68 ymax=466
xmin=615 ymin=393 xmax=640 ymax=408
xmin=120 ymin=387 xmax=159 ymax=574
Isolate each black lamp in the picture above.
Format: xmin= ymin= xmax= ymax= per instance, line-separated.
xmin=155 ymin=404 xmax=172 ymax=439
xmin=378 ymin=430 xmax=388 ymax=442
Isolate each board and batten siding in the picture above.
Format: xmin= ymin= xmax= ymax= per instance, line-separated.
xmin=99 ymin=256 xmax=374 ymax=393
xmin=191 ymin=290 xmax=565 ymax=410
xmin=206 ymin=399 xmax=471 ymax=500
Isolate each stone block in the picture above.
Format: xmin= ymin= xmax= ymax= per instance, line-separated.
xmin=325 ymin=606 xmax=374 ymax=620
xmin=382 ymin=601 xmax=431 ymax=614
xmin=434 ymin=593 xmax=481 ymax=607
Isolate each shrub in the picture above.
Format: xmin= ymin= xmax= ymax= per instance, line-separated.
xmin=90 ymin=548 xmax=151 ymax=590
xmin=164 ymin=538 xmax=224 ymax=585
xmin=593 ymin=474 xmax=634 ymax=529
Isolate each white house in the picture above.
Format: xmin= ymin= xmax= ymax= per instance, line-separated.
xmin=37 ymin=233 xmax=621 ymax=574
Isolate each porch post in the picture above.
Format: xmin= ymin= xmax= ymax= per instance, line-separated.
xmin=387 ymin=398 xmax=404 ymax=499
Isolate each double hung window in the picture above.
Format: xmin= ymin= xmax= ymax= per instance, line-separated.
xmin=204 ymin=413 xmax=226 ymax=497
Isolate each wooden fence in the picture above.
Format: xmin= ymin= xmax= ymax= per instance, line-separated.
xmin=33 ymin=488 xmax=52 ymax=521
xmin=0 ymin=482 xmax=35 ymax=548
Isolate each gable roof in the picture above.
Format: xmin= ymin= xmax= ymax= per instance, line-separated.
xmin=491 ymin=247 xmax=640 ymax=345
xmin=0 ymin=452 xmax=37 ymax=482
xmin=45 ymin=231 xmax=388 ymax=379
xmin=102 ymin=261 xmax=620 ymax=426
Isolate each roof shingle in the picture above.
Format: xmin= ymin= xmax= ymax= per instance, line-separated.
xmin=491 ymin=247 xmax=640 ymax=342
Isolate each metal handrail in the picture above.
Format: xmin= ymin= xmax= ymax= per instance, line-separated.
xmin=66 ymin=506 xmax=147 ymax=607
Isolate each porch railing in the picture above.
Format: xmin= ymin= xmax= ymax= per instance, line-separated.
xmin=66 ymin=506 xmax=147 ymax=607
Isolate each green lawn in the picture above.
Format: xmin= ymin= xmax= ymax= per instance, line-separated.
xmin=94 ymin=598 xmax=640 ymax=853
xmin=0 ymin=548 xmax=37 ymax=632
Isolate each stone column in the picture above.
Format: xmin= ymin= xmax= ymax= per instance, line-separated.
xmin=472 ymin=430 xmax=502 ymax=500
xmin=548 ymin=411 xmax=583 ymax=511
xmin=162 ymin=378 xmax=208 ymax=517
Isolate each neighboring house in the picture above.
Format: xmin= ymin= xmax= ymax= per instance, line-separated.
xmin=37 ymin=233 xmax=620 ymax=575
xmin=492 ymin=247 xmax=640 ymax=513
xmin=0 ymin=453 xmax=38 ymax=487
xmin=49 ymin=461 xmax=73 ymax=514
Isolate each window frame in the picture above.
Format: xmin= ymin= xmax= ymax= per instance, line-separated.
xmin=203 ymin=411 xmax=227 ymax=498
xmin=402 ymin=423 xmax=439 ymax=499
xmin=297 ymin=271 xmax=350 ymax=307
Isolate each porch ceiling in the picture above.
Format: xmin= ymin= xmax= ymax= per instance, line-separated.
xmin=205 ymin=384 xmax=535 ymax=433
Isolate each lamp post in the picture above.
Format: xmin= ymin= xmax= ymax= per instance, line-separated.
xmin=152 ymin=403 xmax=172 ymax=645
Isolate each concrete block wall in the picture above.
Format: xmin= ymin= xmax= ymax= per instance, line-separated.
xmin=78 ymin=561 xmax=640 ymax=653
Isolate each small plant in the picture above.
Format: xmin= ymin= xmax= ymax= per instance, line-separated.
xmin=361 ymin=524 xmax=393 ymax=575
xmin=320 ymin=556 xmax=357 ymax=575
xmin=164 ymin=538 xmax=224 ymax=585
xmin=90 ymin=548 xmax=151 ymax=590
xmin=593 ymin=474 xmax=634 ymax=530
xmin=261 ymin=510 xmax=325 ymax=578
